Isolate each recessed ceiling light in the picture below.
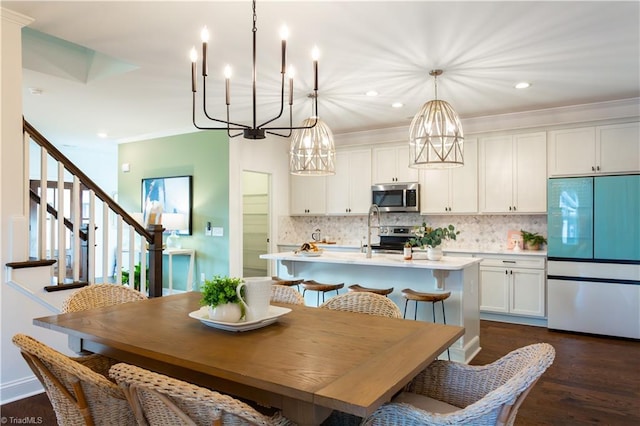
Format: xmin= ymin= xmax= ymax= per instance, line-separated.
xmin=515 ymin=82 xmax=531 ymax=89
xmin=391 ymin=102 xmax=403 ymax=108
xmin=97 ymin=132 xmax=108 ymax=138
xmin=28 ymin=88 xmax=43 ymax=95
xmin=366 ymin=90 xmax=379 ymax=97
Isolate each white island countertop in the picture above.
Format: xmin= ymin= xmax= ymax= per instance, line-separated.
xmin=260 ymin=251 xmax=480 ymax=271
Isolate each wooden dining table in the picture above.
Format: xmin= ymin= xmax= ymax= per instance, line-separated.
xmin=34 ymin=292 xmax=464 ymax=425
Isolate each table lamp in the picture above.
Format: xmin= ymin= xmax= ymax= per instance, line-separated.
xmin=163 ymin=213 xmax=187 ymax=249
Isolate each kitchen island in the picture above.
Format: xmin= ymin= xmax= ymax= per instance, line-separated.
xmin=261 ymin=251 xmax=481 ymax=363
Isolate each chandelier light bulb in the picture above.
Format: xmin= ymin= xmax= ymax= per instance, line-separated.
xmin=280 ymin=25 xmax=289 ymax=40
xmin=189 ymin=47 xmax=197 ymax=62
xmin=312 ymin=46 xmax=320 ymax=61
xmin=200 ymin=26 xmax=210 ymax=43
xmin=224 ymin=65 xmax=232 ymax=79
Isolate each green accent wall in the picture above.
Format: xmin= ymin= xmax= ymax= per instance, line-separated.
xmin=118 ymin=131 xmax=229 ymax=291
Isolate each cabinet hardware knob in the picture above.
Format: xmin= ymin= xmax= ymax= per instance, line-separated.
xmin=592 ymin=166 xmax=596 ymax=171
xmin=596 ymin=166 xmax=600 ymax=171
xmin=513 ymin=206 xmax=517 ymax=211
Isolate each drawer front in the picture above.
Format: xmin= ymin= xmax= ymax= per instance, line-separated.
xmin=480 ymin=257 xmax=545 ymax=269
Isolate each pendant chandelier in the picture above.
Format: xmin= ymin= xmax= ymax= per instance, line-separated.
xmin=409 ymin=69 xmax=464 ymax=168
xmin=189 ymin=0 xmax=320 ymax=140
xmin=289 ymin=93 xmax=336 ymax=176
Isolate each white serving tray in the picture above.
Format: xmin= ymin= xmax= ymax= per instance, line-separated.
xmin=189 ymin=305 xmax=292 ymax=332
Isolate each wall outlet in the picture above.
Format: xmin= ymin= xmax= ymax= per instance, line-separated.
xmin=200 ymin=273 xmax=206 ymax=283
xmin=205 ymin=221 xmax=212 ymax=236
xmin=212 ymin=227 xmax=224 ymax=237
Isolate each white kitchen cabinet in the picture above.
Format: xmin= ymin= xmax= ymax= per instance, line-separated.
xmin=548 ymin=122 xmax=640 ymax=176
xmin=372 ymin=144 xmax=419 ymax=184
xmin=479 ymin=132 xmax=547 ymax=213
xmin=421 ymin=138 xmax=478 ymax=214
xmin=326 ymin=148 xmax=372 ymax=214
xmin=480 ymin=256 xmax=546 ymax=318
xmin=290 ymin=175 xmax=326 ymax=215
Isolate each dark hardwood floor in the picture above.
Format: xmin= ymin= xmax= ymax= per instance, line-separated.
xmin=2 ymin=320 xmax=639 ymax=425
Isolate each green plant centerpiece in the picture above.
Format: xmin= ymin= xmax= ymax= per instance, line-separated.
xmin=520 ymin=230 xmax=547 ymax=250
xmin=408 ymin=223 xmax=460 ymax=260
xmin=200 ymin=275 xmax=245 ymax=322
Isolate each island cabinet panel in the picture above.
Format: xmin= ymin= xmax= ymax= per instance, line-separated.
xmin=261 ymin=251 xmax=482 ymax=363
xmin=548 ymin=122 xmax=640 ymax=176
xmin=372 ymin=144 xmax=419 ymax=184
xmin=421 ymin=138 xmax=478 ymax=214
xmin=326 ymin=148 xmax=372 ymax=215
xmin=479 ymin=132 xmax=547 ymax=213
xmin=479 ymin=256 xmax=546 ymax=318
xmin=290 ymin=175 xmax=326 ymax=215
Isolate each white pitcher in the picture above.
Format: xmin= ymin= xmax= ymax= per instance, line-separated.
xmin=237 ymin=277 xmax=273 ymax=321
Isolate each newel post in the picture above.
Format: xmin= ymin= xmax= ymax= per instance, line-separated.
xmin=147 ymin=224 xmax=164 ymax=298
xmin=80 ymin=224 xmax=89 ymax=283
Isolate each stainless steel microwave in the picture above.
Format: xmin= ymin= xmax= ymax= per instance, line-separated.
xmin=371 ymin=182 xmax=420 ymax=212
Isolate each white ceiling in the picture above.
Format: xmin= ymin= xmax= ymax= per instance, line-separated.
xmin=6 ymin=1 xmax=640 ymax=150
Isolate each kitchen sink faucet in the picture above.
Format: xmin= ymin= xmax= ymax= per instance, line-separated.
xmin=366 ymin=204 xmax=381 ymax=258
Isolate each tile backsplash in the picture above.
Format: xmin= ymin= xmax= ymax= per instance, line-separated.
xmin=279 ymin=213 xmax=547 ymax=252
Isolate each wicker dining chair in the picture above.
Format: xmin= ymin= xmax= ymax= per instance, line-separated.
xmin=361 ymin=343 xmax=556 ymax=426
xmin=109 ymin=363 xmax=293 ymax=426
xmin=271 ymin=284 xmax=305 ymax=305
xmin=12 ymin=333 xmax=136 ymax=426
xmin=319 ymin=291 xmax=403 ymax=318
xmin=61 ymin=283 xmax=147 ymax=313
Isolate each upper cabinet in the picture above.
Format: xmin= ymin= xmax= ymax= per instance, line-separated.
xmin=372 ymin=144 xmax=419 ymax=184
xmin=290 ymin=175 xmax=326 ymax=215
xmin=420 ymin=138 xmax=478 ymax=214
xmin=479 ymin=132 xmax=547 ymax=214
xmin=548 ymin=122 xmax=640 ymax=176
xmin=326 ymin=148 xmax=372 ymax=215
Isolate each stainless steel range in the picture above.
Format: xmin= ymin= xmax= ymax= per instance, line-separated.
xmin=371 ymin=226 xmax=414 ymax=253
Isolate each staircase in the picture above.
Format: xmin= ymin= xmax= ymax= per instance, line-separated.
xmin=5 ymin=119 xmax=165 ymax=312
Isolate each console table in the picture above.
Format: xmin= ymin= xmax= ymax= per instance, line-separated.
xmin=163 ymin=248 xmax=195 ymax=292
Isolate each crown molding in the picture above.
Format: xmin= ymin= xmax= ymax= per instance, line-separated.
xmin=335 ymin=98 xmax=640 ymax=146
xmin=1 ymin=7 xmax=34 ymax=27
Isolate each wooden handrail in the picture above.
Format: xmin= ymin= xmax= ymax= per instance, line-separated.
xmin=23 ymin=119 xmax=152 ymax=242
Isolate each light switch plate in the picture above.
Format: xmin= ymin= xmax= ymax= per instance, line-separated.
xmin=212 ymin=227 xmax=224 ymax=237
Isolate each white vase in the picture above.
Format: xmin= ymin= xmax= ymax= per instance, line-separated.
xmin=208 ymin=303 xmax=243 ymax=323
xmin=427 ymin=246 xmax=443 ymax=261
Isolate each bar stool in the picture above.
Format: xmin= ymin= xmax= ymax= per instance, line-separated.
xmin=271 ymin=276 xmax=304 ymax=290
xmin=348 ymin=284 xmax=394 ymax=297
xmin=401 ymin=288 xmax=452 ymax=360
xmin=301 ymin=280 xmax=344 ymax=306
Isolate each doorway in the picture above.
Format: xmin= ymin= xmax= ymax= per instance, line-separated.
xmin=242 ymin=171 xmax=270 ymax=277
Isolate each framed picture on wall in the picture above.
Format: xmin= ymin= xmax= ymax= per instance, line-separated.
xmin=142 ymin=175 xmax=192 ymax=235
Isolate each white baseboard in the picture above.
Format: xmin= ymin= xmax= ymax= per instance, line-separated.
xmin=0 ymin=376 xmax=44 ymax=405
xmin=480 ymin=312 xmax=548 ymax=327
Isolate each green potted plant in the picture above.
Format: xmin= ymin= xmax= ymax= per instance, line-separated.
xmin=520 ymin=230 xmax=547 ymax=250
xmin=122 ymin=263 xmax=148 ymax=291
xmin=200 ymin=275 xmax=245 ymax=322
xmin=408 ymin=223 xmax=460 ymax=260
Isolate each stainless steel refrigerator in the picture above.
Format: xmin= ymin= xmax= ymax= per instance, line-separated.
xmin=547 ymin=175 xmax=640 ymax=338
